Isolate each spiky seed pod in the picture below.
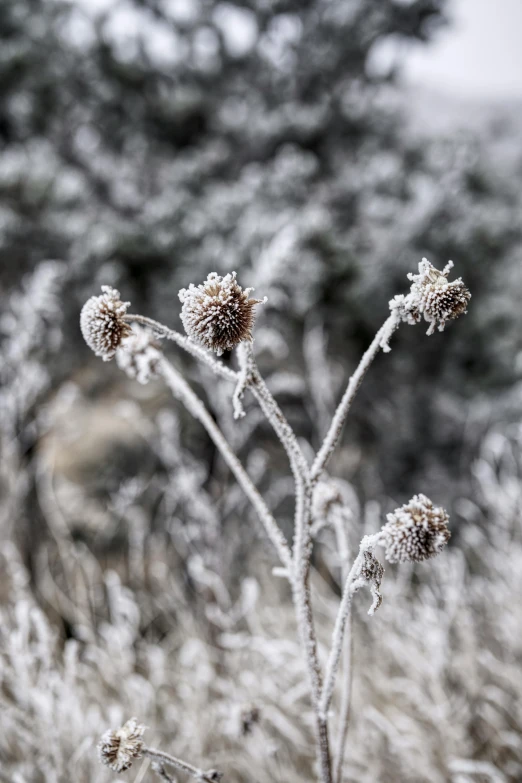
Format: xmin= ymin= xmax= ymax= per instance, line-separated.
xmin=97 ymin=718 xmax=145 ymax=773
xmin=381 ymin=494 xmax=450 ymax=564
xmin=406 ymin=259 xmax=471 ymax=335
xmin=116 ymin=325 xmax=162 ymax=384
xmin=80 ymin=286 xmax=131 ymax=361
xmin=178 ymin=272 xmax=264 ymax=355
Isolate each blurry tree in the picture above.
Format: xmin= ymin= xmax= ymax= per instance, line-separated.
xmin=1 ymin=0 xmax=521 ymax=510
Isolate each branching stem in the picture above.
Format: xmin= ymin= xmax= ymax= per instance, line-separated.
xmin=158 ymin=356 xmax=293 ymax=574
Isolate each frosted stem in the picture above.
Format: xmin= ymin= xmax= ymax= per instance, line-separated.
xmin=124 ymin=314 xmax=238 ymax=382
xmin=237 ymin=345 xmax=331 ymax=781
xmin=311 ymin=312 xmax=400 ymax=483
xmin=143 ymin=748 xmax=222 ymax=782
xmin=151 ymin=761 xmax=178 ymax=782
xmin=158 ymin=356 xmax=293 ymax=574
xmin=237 ymin=342 xmax=310 ymax=485
xmin=333 ymin=610 xmax=353 ymax=783
xmin=319 ymin=535 xmax=381 ymax=719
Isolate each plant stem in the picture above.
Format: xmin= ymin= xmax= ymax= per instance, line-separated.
xmin=311 ymin=313 xmax=400 ymax=483
xmin=319 ymin=535 xmax=380 ymax=719
xmin=333 ymin=611 xmax=353 ymax=783
xmin=143 ymin=748 xmax=222 ymax=782
xmin=124 ymin=314 xmax=238 ymax=382
xmin=158 ymin=356 xmax=293 ymax=574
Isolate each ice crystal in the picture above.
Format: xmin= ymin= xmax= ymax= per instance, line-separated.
xmin=80 ymin=286 xmax=131 ymax=361
xmin=178 ymin=272 xmax=264 ymax=355
xmin=381 ymin=493 xmax=450 ymax=563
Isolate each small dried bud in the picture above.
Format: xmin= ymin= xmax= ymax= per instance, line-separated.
xmin=240 ymin=704 xmax=261 ymax=736
xmin=97 ymin=717 xmax=145 ymax=773
xmin=116 ymin=325 xmax=162 ymax=384
xmin=179 ymin=272 xmax=264 ymax=355
xmin=80 ymin=286 xmax=131 ymax=361
xmin=312 ymin=480 xmax=344 ymax=527
xmin=381 ymin=494 xmax=450 ymax=564
xmin=357 ymin=549 xmax=384 ymax=615
xmin=403 ymin=259 xmax=471 ymax=335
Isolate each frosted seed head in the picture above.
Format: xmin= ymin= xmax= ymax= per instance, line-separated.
xmin=178 ymin=272 xmax=264 ymax=355
xmin=80 ymin=286 xmax=131 ymax=361
xmin=116 ymin=325 xmax=162 ymax=384
xmin=97 ymin=717 xmax=145 ymax=773
xmin=402 ymin=258 xmax=471 ymax=335
xmin=381 ymin=493 xmax=450 ymax=563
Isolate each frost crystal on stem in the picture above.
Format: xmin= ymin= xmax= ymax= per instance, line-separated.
xmin=178 ymin=272 xmax=265 ymax=355
xmin=380 ymin=493 xmax=450 ymax=563
xmin=80 ymin=285 xmax=131 ymax=361
xmin=97 ymin=717 xmax=145 ymax=773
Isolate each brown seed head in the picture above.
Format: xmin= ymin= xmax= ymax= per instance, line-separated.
xmin=407 ymin=259 xmax=471 ymax=335
xmin=80 ymin=286 xmax=131 ymax=361
xmin=381 ymin=493 xmax=450 ymax=563
xmin=97 ymin=717 xmax=145 ymax=773
xmin=179 ymin=272 xmax=264 ymax=355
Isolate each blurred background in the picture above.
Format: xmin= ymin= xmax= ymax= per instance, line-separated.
xmin=1 ymin=1 xmax=522 ymax=781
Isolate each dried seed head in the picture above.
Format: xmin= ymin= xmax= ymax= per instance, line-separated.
xmin=97 ymin=717 xmax=145 ymax=773
xmin=116 ymin=325 xmax=162 ymax=384
xmin=80 ymin=286 xmax=131 ymax=361
xmin=404 ymin=259 xmax=471 ymax=335
xmin=178 ymin=272 xmax=264 ymax=355
xmin=381 ymin=494 xmax=450 ymax=564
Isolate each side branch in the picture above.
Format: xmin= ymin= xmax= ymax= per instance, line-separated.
xmin=143 ymin=748 xmax=222 ymax=782
xmin=124 ymin=314 xmax=238 ymax=382
xmin=158 ymin=356 xmax=293 ymax=574
xmin=311 ymin=312 xmax=400 ymax=483
xmin=319 ymin=535 xmax=381 ymax=719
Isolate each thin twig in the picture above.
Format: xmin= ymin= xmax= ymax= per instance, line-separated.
xmin=151 ymin=761 xmax=178 ymax=782
xmin=237 ymin=344 xmax=332 ymax=781
xmin=143 ymin=748 xmax=222 ymax=782
xmin=333 ymin=608 xmax=353 ymax=783
xmin=311 ymin=312 xmax=400 ymax=484
xmin=158 ymin=356 xmax=293 ymax=574
xmin=331 ymin=508 xmax=354 ymax=783
xmin=319 ymin=535 xmax=381 ymax=719
xmin=124 ymin=314 xmax=238 ymax=382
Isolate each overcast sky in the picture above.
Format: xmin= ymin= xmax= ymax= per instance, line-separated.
xmin=404 ymin=0 xmax=522 ymax=100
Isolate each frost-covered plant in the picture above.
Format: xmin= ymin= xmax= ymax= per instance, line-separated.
xmin=82 ymin=261 xmax=468 ymax=783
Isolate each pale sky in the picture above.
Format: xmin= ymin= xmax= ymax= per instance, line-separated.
xmin=404 ymin=0 xmax=522 ymax=99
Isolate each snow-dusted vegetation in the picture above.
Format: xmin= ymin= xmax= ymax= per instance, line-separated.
xmin=1 ymin=0 xmax=522 ymax=781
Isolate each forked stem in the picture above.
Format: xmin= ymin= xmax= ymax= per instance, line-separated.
xmin=158 ymin=356 xmax=293 ymax=574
